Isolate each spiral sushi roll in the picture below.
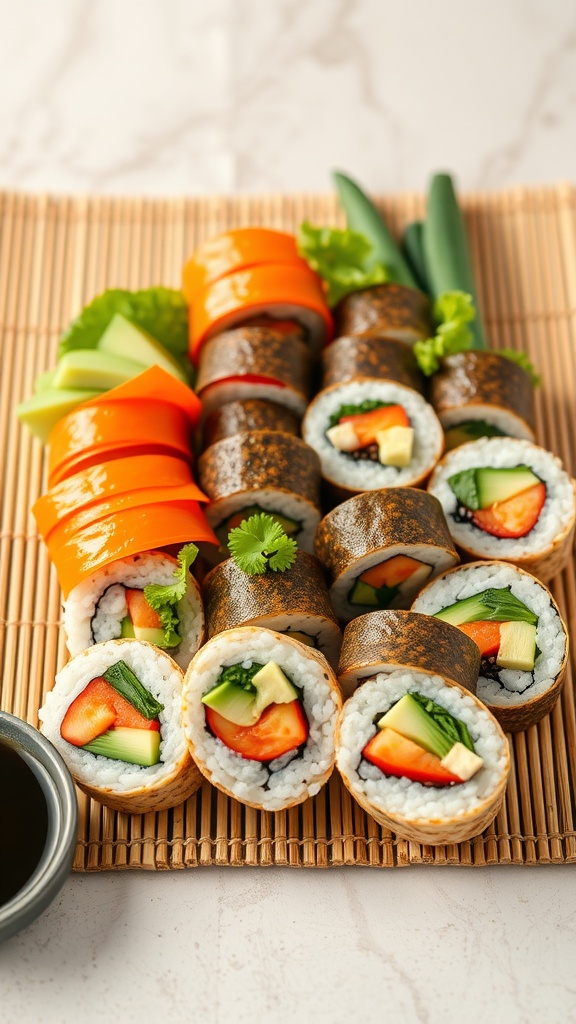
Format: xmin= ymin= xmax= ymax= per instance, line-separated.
xmin=196 ymin=326 xmax=313 ymax=417
xmin=39 ymin=639 xmax=202 ymax=814
xmin=321 ymin=335 xmax=425 ymax=393
xmin=337 ymin=609 xmax=480 ymax=699
xmin=412 ymin=561 xmax=569 ymax=732
xmin=428 ymin=437 xmax=576 ymax=581
xmin=202 ymin=398 xmax=300 ymax=450
xmin=198 ymin=431 xmax=322 ymax=560
xmin=203 ymin=553 xmax=342 ymax=668
xmin=302 ymin=380 xmax=443 ymax=496
xmin=315 ymin=489 xmax=458 ymax=622
xmin=182 ymin=627 xmax=342 ymax=811
xmin=335 ymin=283 xmax=432 ymax=344
xmin=430 ymin=351 xmax=536 ymax=450
xmin=336 ymin=668 xmax=510 ymax=845
xmin=63 ymin=550 xmax=205 ymax=672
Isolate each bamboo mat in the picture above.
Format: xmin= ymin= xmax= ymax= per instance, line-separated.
xmin=1 ymin=185 xmax=575 ymax=870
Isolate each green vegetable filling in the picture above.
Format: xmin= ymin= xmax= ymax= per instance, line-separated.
xmin=143 ymin=543 xmax=199 ymax=647
xmin=297 ymin=222 xmax=388 ymax=307
xmin=328 ymin=399 xmax=392 ymax=430
xmin=410 ymin=693 xmax=474 ymax=754
xmin=434 ymin=587 xmax=538 ymax=627
xmin=102 ymin=661 xmax=165 ymax=719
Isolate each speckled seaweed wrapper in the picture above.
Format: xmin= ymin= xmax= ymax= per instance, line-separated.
xmin=430 ymin=350 xmax=536 ymax=436
xmin=196 ymin=326 xmax=313 ymax=400
xmin=321 ymin=335 xmax=425 ymax=393
xmin=198 ymin=430 xmax=321 ymax=506
xmin=202 ymin=399 xmax=300 ymax=450
xmin=335 ymin=283 xmax=432 ymax=342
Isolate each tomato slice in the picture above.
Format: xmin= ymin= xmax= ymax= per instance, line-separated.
xmin=362 ymin=727 xmax=462 ymax=785
xmin=340 ymin=405 xmax=409 ymax=447
xmin=457 ymin=620 xmax=502 ymax=657
xmin=472 ymin=483 xmax=546 ymax=539
xmin=60 ymin=677 xmax=160 ymax=746
xmin=125 ymin=589 xmax=163 ymax=630
xmin=205 ymin=700 xmax=309 ymax=762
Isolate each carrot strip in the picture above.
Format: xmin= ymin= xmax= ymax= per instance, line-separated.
xmin=183 ymin=228 xmax=306 ymax=299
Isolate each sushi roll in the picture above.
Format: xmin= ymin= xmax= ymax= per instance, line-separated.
xmin=335 ymin=283 xmax=432 ymax=344
xmin=336 ymin=668 xmax=510 ymax=845
xmin=198 ymin=431 xmax=321 ymax=560
xmin=430 ymin=351 xmax=536 ymax=450
xmin=302 ymin=380 xmax=444 ymax=496
xmin=182 ymin=626 xmax=342 ymax=811
xmin=195 ymin=326 xmax=313 ymax=417
xmin=321 ymin=335 xmax=425 ymax=394
xmin=39 ymin=639 xmax=202 ymax=814
xmin=315 ymin=489 xmax=459 ymax=622
xmin=412 ymin=561 xmax=569 ymax=732
xmin=63 ymin=550 xmax=205 ymax=672
xmin=203 ymin=552 xmax=342 ymax=668
xmin=428 ymin=437 xmax=576 ymax=581
xmin=337 ymin=609 xmax=480 ymax=699
xmin=202 ymin=398 xmax=299 ymax=451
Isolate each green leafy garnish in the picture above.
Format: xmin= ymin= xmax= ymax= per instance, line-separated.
xmin=58 ymin=287 xmax=190 ymax=368
xmin=414 ymin=290 xmax=475 ymax=376
xmin=297 ymin=222 xmax=388 ymax=307
xmin=228 ymin=513 xmax=298 ymax=575
xmin=212 ymin=663 xmax=264 ymax=695
xmin=499 ymin=349 xmax=540 ymax=387
xmin=143 ymin=544 xmax=199 ymax=647
xmin=447 ymin=468 xmax=481 ymax=510
xmin=328 ymin=399 xmax=390 ymax=429
xmin=410 ymin=692 xmax=474 ymax=753
xmin=103 ymin=661 xmax=164 ymax=719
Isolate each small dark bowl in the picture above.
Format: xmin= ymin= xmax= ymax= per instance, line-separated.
xmin=0 ymin=712 xmax=78 ymax=943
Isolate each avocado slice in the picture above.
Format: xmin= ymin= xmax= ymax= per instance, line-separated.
xmin=53 ymin=349 xmax=148 ymax=391
xmin=120 ymin=616 xmax=135 ymax=638
xmin=444 ymin=421 xmax=506 ymax=451
xmin=251 ymin=662 xmax=298 ymax=719
xmin=33 ymin=369 xmax=57 ymax=393
xmin=202 ymin=680 xmax=258 ymax=726
xmin=16 ymin=387 xmax=103 ymax=442
xmin=496 ymin=621 xmax=537 ymax=671
xmin=97 ymin=313 xmax=187 ymax=382
xmin=376 ymin=694 xmax=453 ymax=759
xmin=83 ymin=727 xmax=161 ymax=766
xmin=349 ymin=579 xmax=380 ymax=607
xmin=201 ymin=661 xmax=298 ymax=726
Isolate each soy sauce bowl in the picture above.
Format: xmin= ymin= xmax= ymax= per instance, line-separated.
xmin=0 ymin=712 xmax=78 ymax=943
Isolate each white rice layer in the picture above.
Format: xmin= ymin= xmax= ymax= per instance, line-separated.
xmin=246 ymin=613 xmax=342 ymax=669
xmin=428 ymin=438 xmax=575 ymax=557
xmin=440 ymin=405 xmax=534 ymax=441
xmin=63 ymin=552 xmax=204 ymax=671
xmin=412 ymin=563 xmax=567 ymax=707
xmin=329 ymin=543 xmax=458 ymax=621
xmin=38 ymin=640 xmax=187 ymax=792
xmin=183 ymin=628 xmax=340 ymax=811
xmin=302 ymin=381 xmax=443 ymax=490
xmin=199 ymin=381 xmax=307 ymax=417
xmin=337 ymin=670 xmax=508 ymax=822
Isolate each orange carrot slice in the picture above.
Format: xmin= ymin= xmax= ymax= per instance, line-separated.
xmin=456 ymin=620 xmax=502 ymax=657
xmin=360 ymin=555 xmax=426 ymax=590
xmin=183 ymin=228 xmax=306 ymax=299
xmin=340 ymin=404 xmax=409 ymax=447
xmin=363 ymin=728 xmax=462 ymax=784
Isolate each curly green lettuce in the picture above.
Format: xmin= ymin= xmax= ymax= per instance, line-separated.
xmin=297 ymin=222 xmax=388 ymax=307
xmin=414 ymin=290 xmax=475 ymax=376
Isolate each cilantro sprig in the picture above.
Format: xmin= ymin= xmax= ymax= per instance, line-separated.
xmin=297 ymin=222 xmax=388 ymax=307
xmin=143 ymin=543 xmax=199 ymax=647
xmin=228 ymin=513 xmax=297 ymax=575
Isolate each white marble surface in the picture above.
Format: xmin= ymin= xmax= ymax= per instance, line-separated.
xmin=1 ymin=1 xmax=576 ymax=1021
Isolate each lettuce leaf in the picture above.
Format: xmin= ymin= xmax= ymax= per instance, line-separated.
xmin=58 ymin=287 xmax=189 ymax=366
xmin=297 ymin=222 xmax=388 ymax=307
xmin=413 ymin=290 xmax=475 ymax=376
xmin=499 ymin=348 xmax=540 ymax=386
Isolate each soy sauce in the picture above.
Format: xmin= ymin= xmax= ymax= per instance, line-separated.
xmin=0 ymin=738 xmax=49 ymax=906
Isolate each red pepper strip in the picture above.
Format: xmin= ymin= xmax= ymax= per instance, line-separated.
xmin=50 ymin=500 xmax=217 ymax=598
xmin=182 ymin=228 xmax=305 ymax=299
xmin=34 ymin=454 xmax=207 ymax=542
xmin=189 ymin=263 xmax=333 ymax=361
xmin=197 ymin=373 xmax=287 ymax=398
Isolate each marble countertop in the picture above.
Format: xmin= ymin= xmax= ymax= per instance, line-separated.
xmin=1 ymin=1 xmax=575 ymax=1021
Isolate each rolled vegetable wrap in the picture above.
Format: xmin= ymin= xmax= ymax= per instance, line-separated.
xmin=335 ymin=283 xmax=432 ymax=345
xmin=336 ymin=669 xmax=510 ymax=845
xmin=315 ymin=489 xmax=458 ymax=622
xmin=182 ymin=627 xmax=342 ymax=811
xmin=39 ymin=639 xmax=202 ymax=814
xmin=203 ymin=552 xmax=342 ymax=668
xmin=196 ymin=326 xmax=313 ymax=417
xmin=321 ymin=335 xmax=425 ymax=394
xmin=202 ymin=399 xmax=299 ymax=451
xmin=182 ymin=228 xmax=306 ymax=298
xmin=427 ymin=437 xmax=576 ymax=581
xmin=430 ymin=351 xmax=536 ymax=450
xmin=412 ymin=561 xmax=569 ymax=732
xmin=198 ymin=431 xmax=321 ymax=559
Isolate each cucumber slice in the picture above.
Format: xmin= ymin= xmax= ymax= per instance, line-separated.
xmin=434 ymin=588 xmax=538 ymax=626
xmin=83 ymin=727 xmax=160 ymax=766
xmin=348 ymin=579 xmax=380 ymax=607
xmin=475 ymin=467 xmax=541 ymax=508
xmin=202 ymin=680 xmax=257 ymax=726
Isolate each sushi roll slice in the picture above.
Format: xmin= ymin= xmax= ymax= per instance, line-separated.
xmin=412 ymin=561 xmax=569 ymax=732
xmin=336 ymin=668 xmax=510 ymax=845
xmin=335 ymin=283 xmax=432 ymax=344
xmin=203 ymin=552 xmax=342 ymax=668
xmin=302 ymin=380 xmax=443 ymax=496
xmin=202 ymin=398 xmax=299 ymax=451
xmin=182 ymin=626 xmax=342 ymax=811
xmin=315 ymin=489 xmax=459 ymax=623
xmin=195 ymin=326 xmax=313 ymax=417
xmin=321 ymin=335 xmax=425 ymax=394
xmin=39 ymin=639 xmax=202 ymax=814
xmin=198 ymin=431 xmax=321 ymax=560
xmin=428 ymin=437 xmax=576 ymax=581
xmin=63 ymin=550 xmax=204 ymax=672
xmin=337 ymin=609 xmax=480 ymax=698
xmin=430 ymin=351 xmax=536 ymax=450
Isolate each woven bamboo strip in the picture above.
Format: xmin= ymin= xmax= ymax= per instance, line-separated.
xmin=0 ymin=188 xmax=575 ymax=869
